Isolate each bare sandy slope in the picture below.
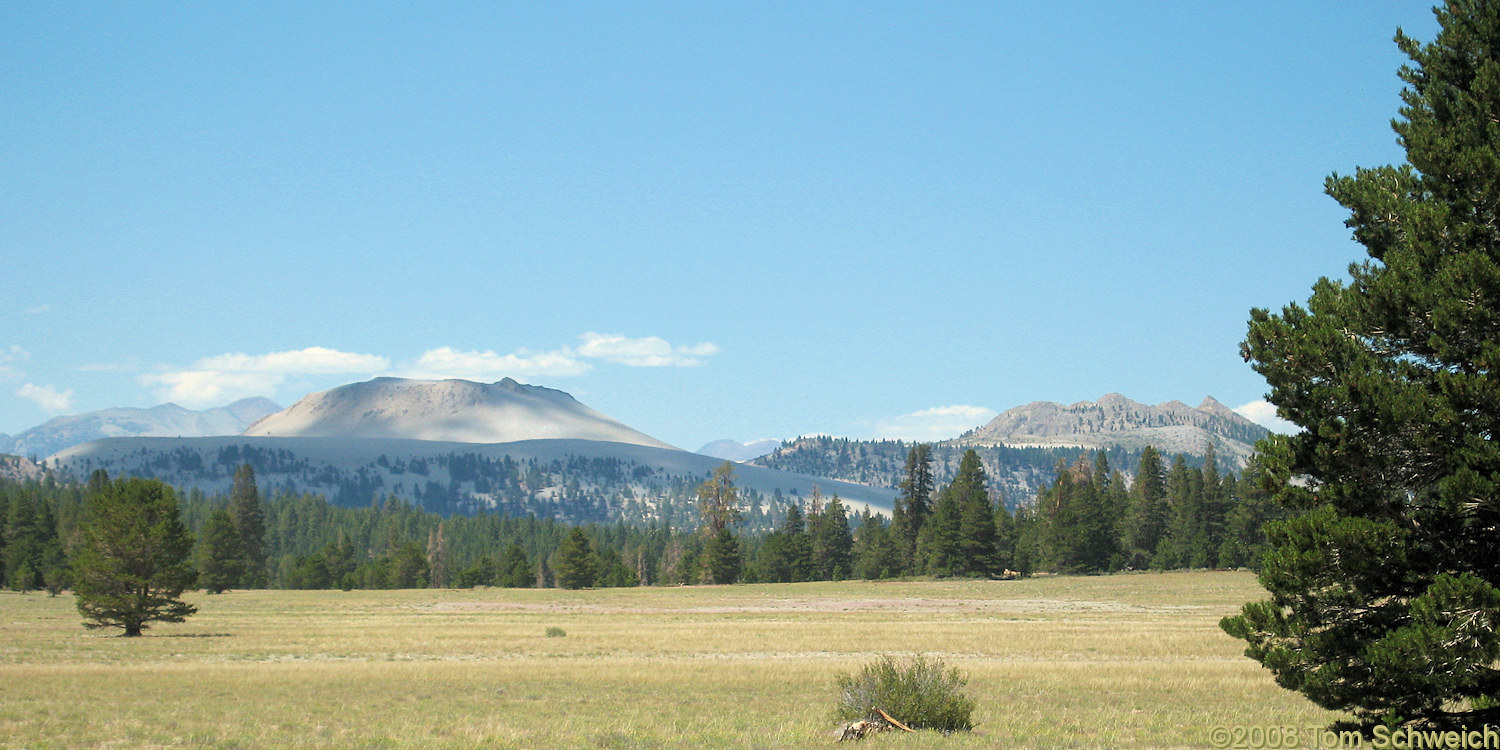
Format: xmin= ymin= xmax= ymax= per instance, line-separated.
xmin=243 ymin=377 xmax=677 ymax=450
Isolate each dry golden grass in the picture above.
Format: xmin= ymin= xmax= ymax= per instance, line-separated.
xmin=0 ymin=571 xmax=1342 ymax=748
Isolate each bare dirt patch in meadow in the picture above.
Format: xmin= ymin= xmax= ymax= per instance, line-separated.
xmin=415 ymin=593 xmax=1209 ymax=616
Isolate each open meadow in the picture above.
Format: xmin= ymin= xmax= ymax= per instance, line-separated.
xmin=0 ymin=571 xmax=1346 ymax=749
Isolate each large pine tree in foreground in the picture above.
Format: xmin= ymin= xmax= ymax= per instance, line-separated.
xmin=1222 ymin=1 xmax=1500 ymax=730
xmin=72 ymin=477 xmax=198 ymax=636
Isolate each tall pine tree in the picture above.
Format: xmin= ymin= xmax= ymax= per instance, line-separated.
xmin=497 ymin=543 xmax=533 ymax=588
xmin=72 ymin=478 xmax=198 ymax=636
xmin=890 ymin=444 xmax=934 ymax=574
xmin=1155 ymin=456 xmax=1202 ymax=569
xmin=916 ymin=484 xmax=963 ymax=577
xmin=1224 ymin=2 xmax=1500 ymax=730
xmin=701 ymin=528 xmax=741 ymax=585
xmin=696 ymin=463 xmax=743 ymax=584
xmin=4 ymin=490 xmax=49 ymax=592
xmin=197 ymin=508 xmax=244 ymax=594
xmin=228 ymin=464 xmax=267 ymax=587
xmin=761 ymin=503 xmax=815 ymax=582
xmin=553 ymin=527 xmax=596 ymax=589
xmin=852 ymin=509 xmax=898 ymax=580
xmin=1124 ymin=446 xmax=1169 ymax=569
xmin=952 ymin=450 xmax=999 ymax=578
xmin=809 ymin=493 xmax=854 ymax=581
xmin=1042 ymin=456 xmax=1116 ymax=574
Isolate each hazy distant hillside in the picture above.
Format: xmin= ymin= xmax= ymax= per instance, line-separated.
xmin=49 ymin=436 xmax=895 ymax=526
xmin=245 ymin=377 xmax=676 ymax=449
xmin=3 ymin=398 xmax=281 ymax=460
xmin=955 ymin=393 xmax=1267 ymax=465
xmin=696 ymin=439 xmax=782 ymax=462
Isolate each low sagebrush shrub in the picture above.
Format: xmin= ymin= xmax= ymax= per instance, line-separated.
xmin=835 ymin=654 xmax=975 ymax=733
xmin=545 ymin=627 xmax=567 ymax=638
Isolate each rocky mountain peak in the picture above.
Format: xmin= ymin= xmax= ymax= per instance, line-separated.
xmin=952 ymin=394 xmax=1268 ymax=464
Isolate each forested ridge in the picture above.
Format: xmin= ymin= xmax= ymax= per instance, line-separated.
xmin=1 ymin=443 xmax=1279 ymax=593
xmin=55 ymin=442 xmax=712 ymax=521
xmin=754 ymin=436 xmax=1214 ymax=508
xmin=48 ymin=437 xmax=895 ymax=524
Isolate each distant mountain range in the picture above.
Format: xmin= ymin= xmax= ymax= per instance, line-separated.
xmin=49 ymin=378 xmax=896 ymax=524
xmin=696 ymin=439 xmax=782 ymax=462
xmin=0 ymin=397 xmax=280 ymax=459
xmin=754 ymin=394 xmax=1269 ymax=507
xmin=22 ymin=382 xmax=1267 ymax=519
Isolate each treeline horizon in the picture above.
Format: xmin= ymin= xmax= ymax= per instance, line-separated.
xmin=0 ymin=442 xmax=1280 ymax=593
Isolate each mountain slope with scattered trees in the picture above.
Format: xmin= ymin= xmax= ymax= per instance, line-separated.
xmin=47 ymin=436 xmax=896 ymax=525
xmin=2 ymin=438 xmax=1278 ymax=601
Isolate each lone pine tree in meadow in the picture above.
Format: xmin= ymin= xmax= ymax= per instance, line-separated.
xmin=72 ymin=477 xmax=198 ymax=636
xmin=1222 ymin=1 xmax=1500 ymax=730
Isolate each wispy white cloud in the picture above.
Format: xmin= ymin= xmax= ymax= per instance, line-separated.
xmin=20 ymin=304 xmax=49 ymax=315
xmin=391 ymin=332 xmax=717 ymax=380
xmin=139 ymin=371 xmax=283 ymax=408
xmin=16 ymin=383 xmax=74 ymax=413
xmin=399 ymin=347 xmax=591 ymax=380
xmin=573 ymin=332 xmax=720 ymax=367
xmin=134 ymin=335 xmax=716 ymax=409
xmin=0 ymin=345 xmax=29 ymax=380
xmin=1234 ymin=400 xmax=1302 ymax=434
xmin=870 ymin=405 xmax=998 ymax=441
xmin=140 ymin=346 xmax=390 ymax=407
xmin=195 ymin=347 xmax=390 ymax=374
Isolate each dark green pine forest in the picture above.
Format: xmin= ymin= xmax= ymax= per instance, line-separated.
xmin=0 ymin=440 xmax=1280 ymax=593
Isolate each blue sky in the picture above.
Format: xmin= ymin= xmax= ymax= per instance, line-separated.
xmin=2 ymin=2 xmax=1439 ymax=450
